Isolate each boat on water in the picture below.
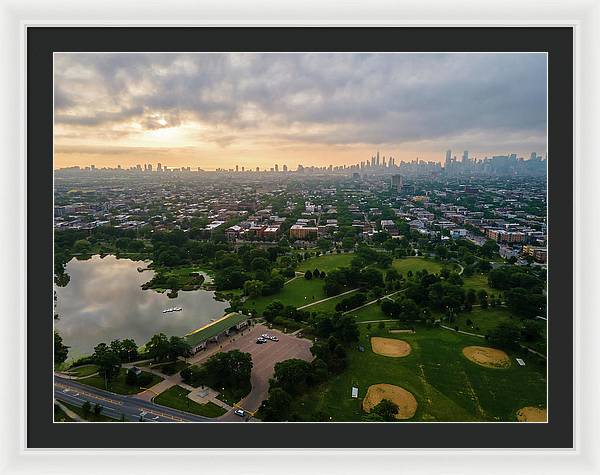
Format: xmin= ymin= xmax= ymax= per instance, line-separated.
xmin=162 ymin=307 xmax=183 ymax=314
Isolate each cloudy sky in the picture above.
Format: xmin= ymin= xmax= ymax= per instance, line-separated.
xmin=54 ymin=53 xmax=547 ymax=170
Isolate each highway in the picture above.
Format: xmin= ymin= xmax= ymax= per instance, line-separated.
xmin=54 ymin=376 xmax=214 ymax=422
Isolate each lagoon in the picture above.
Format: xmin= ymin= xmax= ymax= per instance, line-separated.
xmin=54 ymin=255 xmax=228 ymax=358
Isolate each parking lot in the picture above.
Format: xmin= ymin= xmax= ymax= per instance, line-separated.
xmin=189 ymin=323 xmax=313 ymax=416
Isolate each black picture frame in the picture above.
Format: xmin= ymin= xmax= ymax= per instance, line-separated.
xmin=29 ymin=26 xmax=573 ymax=449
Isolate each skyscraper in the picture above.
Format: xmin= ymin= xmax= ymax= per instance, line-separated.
xmin=392 ymin=174 xmax=403 ymax=192
xmin=462 ymin=151 xmax=469 ymax=162
xmin=157 ymin=163 xmax=162 ymax=171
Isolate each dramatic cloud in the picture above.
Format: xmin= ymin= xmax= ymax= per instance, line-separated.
xmin=53 ymin=53 xmax=547 ymax=168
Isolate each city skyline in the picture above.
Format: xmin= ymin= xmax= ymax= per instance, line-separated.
xmin=54 ymin=53 xmax=547 ymax=170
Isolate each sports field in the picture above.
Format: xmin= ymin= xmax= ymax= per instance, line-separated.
xmin=289 ymin=322 xmax=546 ymax=422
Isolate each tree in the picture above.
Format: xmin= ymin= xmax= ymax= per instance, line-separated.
xmin=477 ymin=289 xmax=489 ymax=309
xmin=521 ymin=320 xmax=543 ymax=342
xmin=167 ymin=336 xmax=192 ymax=361
xmin=203 ymin=350 xmax=253 ymax=390
xmin=81 ymin=401 xmax=92 ymax=418
xmin=272 ymin=359 xmax=313 ymax=395
xmin=304 ymin=270 xmax=313 ymax=280
xmin=93 ymin=403 xmax=103 ymax=416
xmin=54 ymin=331 xmax=69 ymax=364
xmin=260 ymin=387 xmax=292 ymax=422
xmin=372 ymin=399 xmax=399 ymax=421
xmin=146 ymin=333 xmax=170 ymax=361
xmin=434 ymin=244 xmax=448 ymax=260
xmin=121 ymin=338 xmax=138 ymax=362
xmin=487 ymin=321 xmax=521 ymax=350
xmin=243 ymin=279 xmax=264 ymax=298
xmin=313 ymin=268 xmax=320 ymax=278
xmin=481 ymin=240 xmax=500 ymax=258
xmin=125 ymin=369 xmax=138 ymax=386
xmin=505 ymin=288 xmax=546 ymax=319
xmin=93 ymin=343 xmax=121 ymax=383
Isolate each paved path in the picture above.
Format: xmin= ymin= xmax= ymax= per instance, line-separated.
xmin=297 ymin=288 xmax=358 ymax=310
xmin=343 ymin=288 xmax=407 ymax=315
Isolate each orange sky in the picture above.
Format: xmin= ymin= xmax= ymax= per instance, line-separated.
xmin=53 ymin=53 xmax=547 ymax=170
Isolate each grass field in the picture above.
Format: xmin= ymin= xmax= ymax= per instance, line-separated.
xmin=154 ymin=385 xmax=227 ymax=418
xmin=78 ymin=368 xmax=163 ymax=395
xmin=391 ymin=257 xmax=444 ymax=275
xmin=463 ymin=273 xmax=496 ymax=295
xmin=299 ymin=289 xmax=360 ymax=314
xmin=347 ymin=302 xmax=391 ymax=322
xmin=453 ymin=307 xmax=514 ymax=335
xmin=288 ymin=323 xmax=546 ymax=422
xmin=67 ymin=364 xmax=99 ymax=378
xmin=297 ymin=253 xmax=354 ymax=273
xmin=244 ymin=276 xmax=327 ymax=314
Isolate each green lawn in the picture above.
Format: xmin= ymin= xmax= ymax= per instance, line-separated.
xmin=392 ymin=257 xmax=444 ymax=275
xmin=300 ymin=290 xmax=360 ymax=314
xmin=154 ymin=385 xmax=227 ymax=418
xmin=288 ymin=323 xmax=546 ymax=422
xmin=297 ymin=253 xmax=354 ymax=273
xmin=244 ymin=276 xmax=327 ymax=315
xmin=453 ymin=307 xmax=514 ymax=335
xmin=347 ymin=302 xmax=391 ymax=322
xmin=67 ymin=364 xmax=99 ymax=378
xmin=78 ymin=368 xmax=163 ymax=395
xmin=463 ymin=273 xmax=495 ymax=295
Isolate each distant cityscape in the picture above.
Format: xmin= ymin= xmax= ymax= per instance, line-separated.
xmin=56 ymin=150 xmax=547 ymax=177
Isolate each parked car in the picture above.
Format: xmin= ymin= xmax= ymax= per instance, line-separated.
xmin=256 ymin=337 xmax=267 ymax=344
xmin=234 ymin=409 xmax=245 ymax=417
xmin=270 ymin=336 xmax=279 ymax=341
xmin=261 ymin=334 xmax=270 ymax=339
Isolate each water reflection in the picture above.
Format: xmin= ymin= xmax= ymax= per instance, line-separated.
xmin=54 ymin=255 xmax=228 ymax=358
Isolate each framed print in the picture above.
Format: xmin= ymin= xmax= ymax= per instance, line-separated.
xmin=1 ymin=0 xmax=598 ymax=474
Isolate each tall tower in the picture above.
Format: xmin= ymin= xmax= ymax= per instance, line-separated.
xmin=376 ymin=150 xmax=380 ymax=167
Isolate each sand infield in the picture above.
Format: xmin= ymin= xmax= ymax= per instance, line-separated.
xmin=462 ymin=346 xmax=511 ymax=368
xmin=371 ymin=337 xmax=411 ymax=357
xmin=362 ymin=383 xmax=417 ymax=420
xmin=517 ymin=406 xmax=547 ymax=422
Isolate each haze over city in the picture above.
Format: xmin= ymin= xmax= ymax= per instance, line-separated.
xmin=54 ymin=53 xmax=547 ymax=171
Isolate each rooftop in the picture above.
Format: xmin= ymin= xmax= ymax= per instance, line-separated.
xmin=185 ymin=312 xmax=249 ymax=347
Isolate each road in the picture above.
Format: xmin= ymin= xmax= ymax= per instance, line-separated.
xmin=54 ymin=376 xmax=214 ymax=423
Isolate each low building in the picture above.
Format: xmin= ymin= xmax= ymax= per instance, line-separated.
xmin=185 ymin=312 xmax=251 ymax=353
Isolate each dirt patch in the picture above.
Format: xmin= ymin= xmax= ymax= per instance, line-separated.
xmin=389 ymin=329 xmax=415 ymax=334
xmin=371 ymin=337 xmax=411 ymax=357
xmin=462 ymin=346 xmax=511 ymax=368
xmin=362 ymin=383 xmax=417 ymax=419
xmin=517 ymin=406 xmax=547 ymax=422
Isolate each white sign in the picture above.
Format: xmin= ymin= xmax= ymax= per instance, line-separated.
xmin=351 ymin=387 xmax=359 ymax=398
